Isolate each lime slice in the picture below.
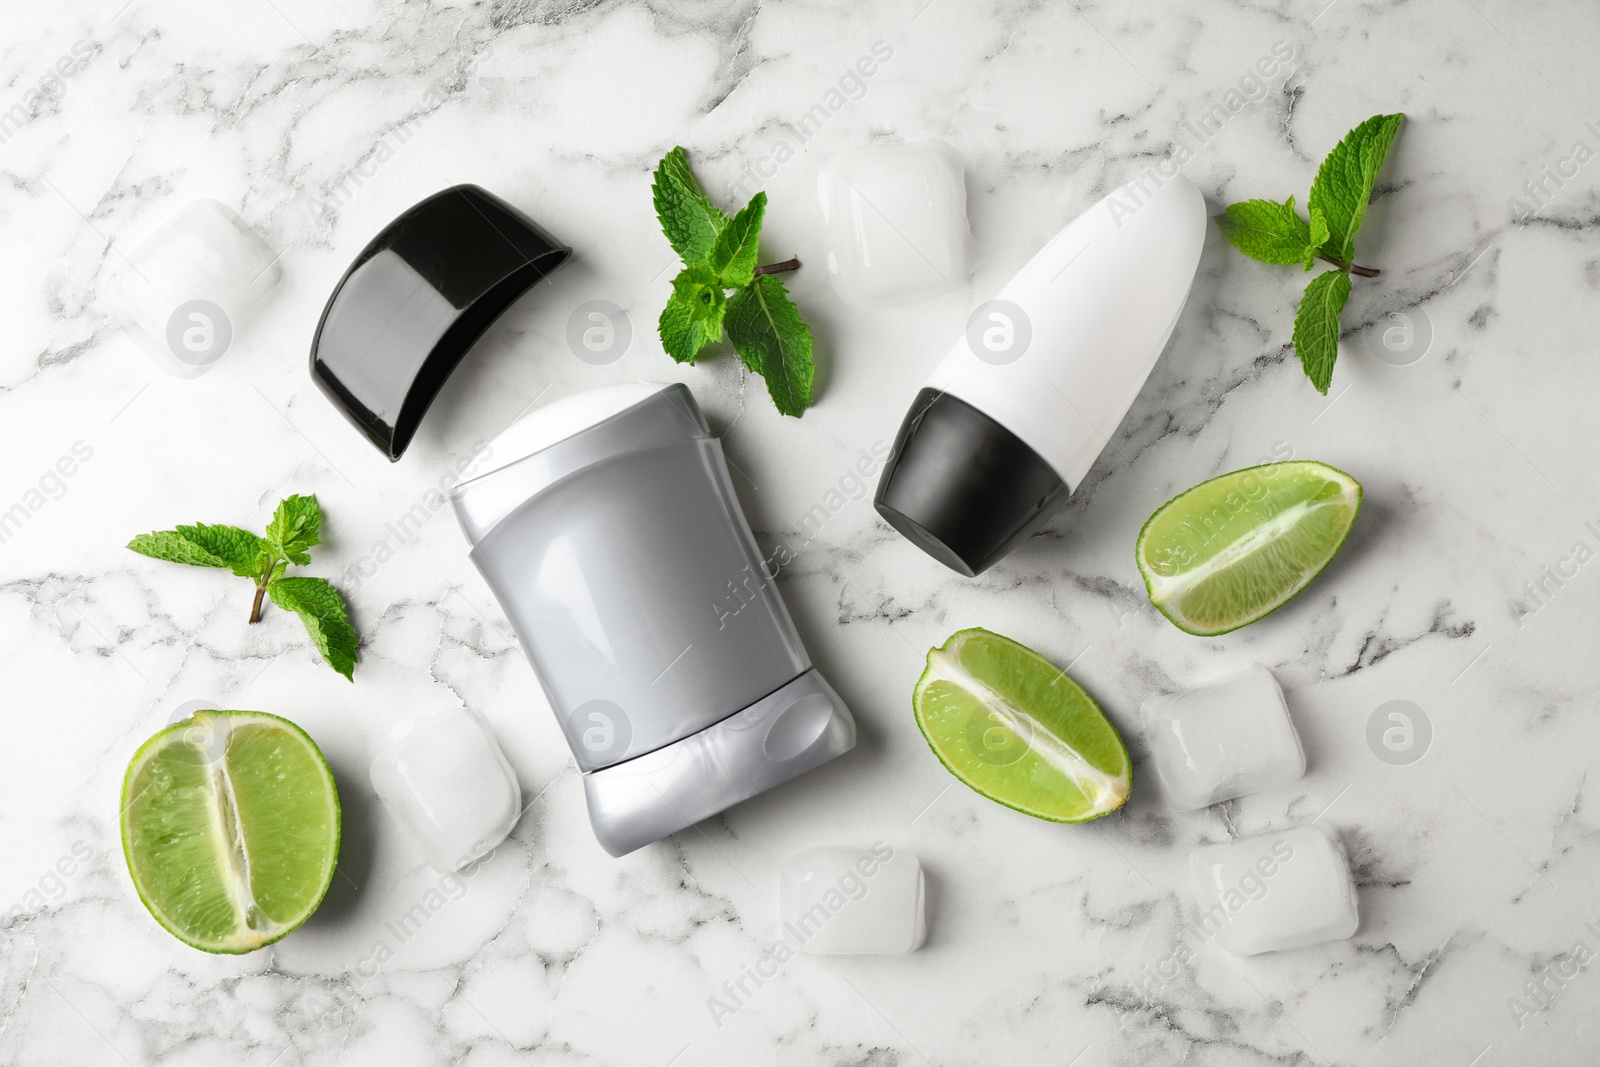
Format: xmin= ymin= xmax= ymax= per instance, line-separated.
xmin=1136 ymin=461 xmax=1361 ymax=636
xmin=912 ymin=628 xmax=1131 ymax=822
xmin=120 ymin=710 xmax=341 ymax=954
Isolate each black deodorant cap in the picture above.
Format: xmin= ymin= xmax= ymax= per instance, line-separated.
xmin=309 ymin=184 xmax=571 ymax=461
xmin=874 ymin=388 xmax=1069 ymax=577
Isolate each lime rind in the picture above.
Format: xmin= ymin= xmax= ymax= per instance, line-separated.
xmin=1136 ymin=461 xmax=1362 ymax=637
xmin=912 ymin=628 xmax=1131 ymax=823
xmin=120 ymin=710 xmax=341 ymax=954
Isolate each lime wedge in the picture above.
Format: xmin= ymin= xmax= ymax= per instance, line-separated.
xmin=1136 ymin=461 xmax=1361 ymax=636
xmin=120 ymin=710 xmax=341 ymax=954
xmin=912 ymin=628 xmax=1131 ymax=822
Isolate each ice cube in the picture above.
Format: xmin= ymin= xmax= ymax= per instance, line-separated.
xmin=369 ymin=707 xmax=522 ymax=873
xmin=101 ymin=199 xmax=283 ymax=378
xmin=779 ymin=844 xmax=926 ymax=955
xmin=1188 ymin=824 xmax=1359 ymax=956
xmin=817 ymin=141 xmax=969 ymax=308
xmin=1142 ymin=666 xmax=1305 ymax=812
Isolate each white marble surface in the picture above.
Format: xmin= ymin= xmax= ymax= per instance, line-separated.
xmin=3 ymin=1 xmax=1600 ymax=1064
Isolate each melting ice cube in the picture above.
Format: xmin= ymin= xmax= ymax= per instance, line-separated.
xmin=1189 ymin=824 xmax=1359 ymax=956
xmin=369 ymin=708 xmax=522 ymax=873
xmin=1142 ymin=666 xmax=1305 ymax=812
xmin=817 ymin=141 xmax=969 ymax=308
xmin=101 ymin=199 xmax=283 ymax=378
xmin=779 ymin=844 xmax=926 ymax=955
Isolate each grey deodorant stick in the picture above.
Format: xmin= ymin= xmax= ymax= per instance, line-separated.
xmin=451 ymin=382 xmax=856 ymax=856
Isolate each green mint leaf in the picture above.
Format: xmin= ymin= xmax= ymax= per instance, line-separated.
xmin=708 ymin=192 xmax=766 ymax=288
xmin=1308 ymin=113 xmax=1405 ymax=261
xmin=128 ymin=524 xmax=265 ymax=578
xmin=268 ymin=576 xmax=357 ymax=681
xmin=1304 ymin=208 xmax=1331 ymax=271
xmin=725 ymin=275 xmax=814 ymax=417
xmin=652 ymin=146 xmax=728 ymax=265
xmin=1215 ymin=197 xmax=1313 ymax=265
xmin=266 ymin=493 xmax=322 ymax=565
xmin=1293 ymin=269 xmax=1352 ymax=395
xmin=658 ymin=263 xmax=727 ymax=364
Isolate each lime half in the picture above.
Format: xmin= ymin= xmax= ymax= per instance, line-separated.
xmin=120 ymin=710 xmax=341 ymax=954
xmin=913 ymin=628 xmax=1131 ymax=822
xmin=1136 ymin=461 xmax=1361 ymax=636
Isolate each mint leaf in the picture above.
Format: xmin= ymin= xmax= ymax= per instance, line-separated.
xmin=709 ymin=192 xmax=766 ymax=288
xmin=1309 ymin=113 xmax=1404 ymax=261
xmin=266 ymin=493 xmax=322 ymax=565
xmin=652 ymin=146 xmax=727 ymax=264
xmin=129 ymin=496 xmax=361 ymax=679
xmin=268 ymin=577 xmax=358 ymax=681
xmin=1215 ymin=113 xmax=1403 ymax=393
xmin=725 ymin=275 xmax=814 ymax=417
xmin=129 ymin=524 xmax=264 ymax=578
xmin=650 ymin=148 xmax=818 ymax=416
xmin=1304 ymin=208 xmax=1331 ymax=271
xmin=1293 ymin=269 xmax=1352 ymax=395
xmin=1216 ymin=197 xmax=1313 ymax=265
xmin=659 ymin=264 xmax=727 ymax=364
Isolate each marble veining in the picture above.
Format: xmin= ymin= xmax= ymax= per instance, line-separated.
xmin=2 ymin=0 xmax=1600 ymax=1064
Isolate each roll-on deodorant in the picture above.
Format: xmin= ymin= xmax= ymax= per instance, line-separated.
xmin=875 ymin=174 xmax=1207 ymax=575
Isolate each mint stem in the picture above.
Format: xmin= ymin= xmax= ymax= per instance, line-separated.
xmin=1319 ymin=253 xmax=1380 ymax=278
xmin=249 ymin=582 xmax=267 ymax=624
xmin=753 ymin=257 xmax=800 ymax=277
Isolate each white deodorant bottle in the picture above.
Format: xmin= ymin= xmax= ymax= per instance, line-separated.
xmin=874 ymin=174 xmax=1208 ymax=575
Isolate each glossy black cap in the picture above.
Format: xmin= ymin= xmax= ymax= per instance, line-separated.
xmin=874 ymin=388 xmax=1069 ymax=576
xmin=309 ymin=184 xmax=571 ymax=461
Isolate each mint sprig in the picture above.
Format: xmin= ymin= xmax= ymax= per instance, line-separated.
xmin=1217 ymin=113 xmax=1404 ymax=394
xmin=651 ymin=147 xmax=815 ymax=416
xmin=128 ymin=494 xmax=358 ymax=681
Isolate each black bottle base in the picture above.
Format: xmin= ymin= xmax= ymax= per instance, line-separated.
xmin=874 ymin=388 xmax=1070 ymax=577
